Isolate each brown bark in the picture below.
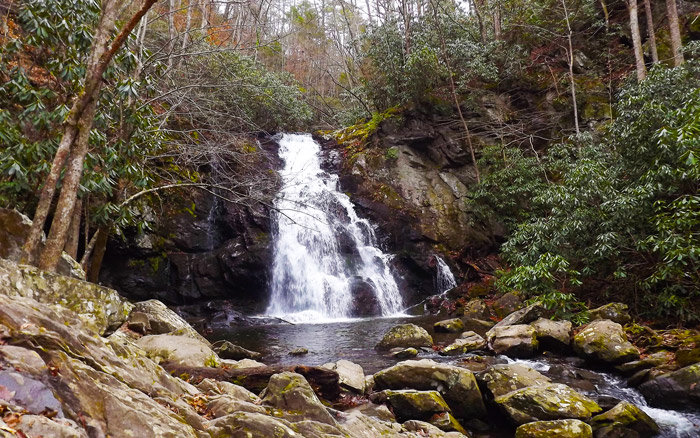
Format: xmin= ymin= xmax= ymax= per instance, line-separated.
xmin=87 ymin=226 xmax=109 ymax=282
xmin=471 ymin=0 xmax=487 ymax=43
xmin=643 ymin=0 xmax=659 ymax=64
xmin=627 ymin=0 xmax=648 ymax=81
xmin=665 ymin=0 xmax=684 ymax=66
xmin=162 ymin=363 xmax=341 ymax=400
xmin=64 ymin=197 xmax=82 ymax=260
xmin=562 ymin=0 xmax=580 ymax=133
xmin=36 ymin=0 xmax=158 ymax=272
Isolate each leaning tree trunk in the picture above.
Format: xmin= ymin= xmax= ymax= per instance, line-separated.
xmin=35 ymin=0 xmax=158 ymax=272
xmin=665 ymin=0 xmax=684 ymax=66
xmin=64 ymin=197 xmax=82 ymax=260
xmin=627 ymin=0 xmax=648 ymax=81
xmin=643 ymin=0 xmax=659 ymax=64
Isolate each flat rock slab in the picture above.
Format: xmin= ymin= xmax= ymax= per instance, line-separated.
xmin=137 ymin=334 xmax=219 ymax=368
xmin=163 ymin=362 xmax=341 ymax=400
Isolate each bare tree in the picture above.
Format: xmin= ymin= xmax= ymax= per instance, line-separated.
xmin=627 ymin=0 xmax=647 ymax=81
xmin=665 ymin=0 xmax=684 ymax=66
xmin=643 ymin=0 xmax=659 ymax=64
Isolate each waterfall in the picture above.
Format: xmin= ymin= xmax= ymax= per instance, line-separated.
xmin=435 ymin=255 xmax=457 ymax=294
xmin=267 ymin=134 xmax=404 ymax=323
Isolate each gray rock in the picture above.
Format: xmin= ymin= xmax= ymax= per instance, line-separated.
xmin=639 ymin=363 xmax=700 ymax=409
xmin=289 ymin=347 xmax=309 ymax=356
xmin=196 ymin=378 xmax=260 ymax=403
xmin=590 ymin=401 xmax=659 ymax=436
xmin=573 ymin=320 xmax=640 ymax=365
xmin=382 ymin=389 xmax=451 ymax=422
xmin=208 ymin=412 xmax=298 ymax=438
xmin=211 ymin=340 xmax=262 ymax=360
xmin=132 ymin=299 xmax=209 ymax=344
xmin=323 ymin=360 xmax=366 ymax=393
xmin=137 ymin=334 xmax=220 ymax=367
xmin=434 ymin=318 xmax=465 ymax=333
xmin=0 ymin=370 xmax=63 ymax=416
xmin=260 ymin=372 xmax=337 ymax=425
xmin=515 ymin=419 xmax=593 ymax=438
xmin=440 ymin=331 xmax=486 ymax=356
xmin=589 ymin=303 xmax=632 ymax=324
xmin=206 ymin=394 xmax=268 ymax=417
xmin=15 ymin=415 xmax=88 ymax=438
xmin=376 ymin=324 xmax=433 ymax=350
xmin=373 ymin=359 xmax=486 ymax=419
xmin=0 ymin=258 xmax=131 ymax=335
xmin=530 ymin=318 xmax=572 ymax=351
xmin=493 ymin=303 xmax=545 ymax=329
xmin=390 ymin=347 xmax=419 ymax=358
xmin=127 ymin=311 xmax=151 ymax=334
xmin=494 ymin=383 xmax=601 ymax=425
xmin=486 ymin=324 xmax=539 ymax=358
xmin=461 ymin=318 xmax=495 ymax=337
xmin=477 ymin=363 xmax=551 ymax=399
xmin=429 ymin=411 xmax=469 ymax=435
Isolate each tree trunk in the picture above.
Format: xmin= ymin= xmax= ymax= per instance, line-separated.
xmin=87 ymin=226 xmax=109 ymax=282
xmin=64 ymin=197 xmax=82 ymax=260
xmin=168 ymin=0 xmax=176 ymax=68
xmin=562 ymin=0 xmax=580 ymax=133
xmin=665 ymin=0 xmax=684 ymax=66
xmin=493 ymin=1 xmax=502 ymax=40
xmin=471 ymin=0 xmax=487 ymax=43
xmin=643 ymin=0 xmax=659 ymax=64
xmin=35 ymin=0 xmax=158 ymax=272
xmin=627 ymin=0 xmax=648 ymax=81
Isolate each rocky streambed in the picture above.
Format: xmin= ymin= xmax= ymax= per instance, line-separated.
xmin=1 ymin=258 xmax=699 ymax=438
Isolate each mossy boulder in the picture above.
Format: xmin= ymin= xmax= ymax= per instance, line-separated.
xmin=477 ymin=364 xmax=551 ymax=399
xmin=322 ymin=359 xmax=366 ymax=394
xmin=376 ymin=323 xmax=433 ymax=350
xmin=0 ymin=258 xmax=131 ymax=335
xmin=676 ymin=347 xmax=700 ymax=367
xmin=589 ymin=303 xmax=631 ymax=324
xmin=573 ymin=320 xmax=640 ymax=365
xmin=638 ymin=363 xmax=700 ymax=409
xmin=373 ymin=359 xmax=486 ymax=419
xmin=491 ymin=292 xmax=524 ymax=319
xmin=208 ymin=412 xmax=298 ymax=438
xmin=494 ymin=383 xmax=601 ymax=425
xmin=435 ymin=318 xmax=465 ymax=333
xmin=515 ymin=419 xmax=593 ymax=438
xmin=486 ymin=324 xmax=539 ymax=358
xmin=440 ymin=331 xmax=486 ymax=356
xmin=260 ymin=372 xmax=337 ymax=425
xmin=391 ymin=347 xmax=419 ymax=358
xmin=493 ymin=304 xmax=545 ymax=329
xmin=136 ymin=334 xmax=220 ymax=368
xmin=590 ymin=401 xmax=659 ymax=436
xmin=429 ymin=411 xmax=469 ymax=435
xmin=382 ymin=390 xmax=451 ymax=422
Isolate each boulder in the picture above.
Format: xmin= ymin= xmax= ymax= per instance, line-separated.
xmin=323 ymin=360 xmax=366 ymax=394
xmin=208 ymin=412 xmax=297 ymax=438
xmin=589 ymin=401 xmax=659 ymax=436
xmin=206 ymin=394 xmax=268 ymax=417
xmin=486 ymin=324 xmax=539 ymax=358
xmin=493 ymin=303 xmax=545 ymax=329
xmin=0 ymin=295 xmax=202 ymax=438
xmin=376 ymin=324 xmax=433 ymax=350
xmin=573 ymin=320 xmax=640 ymax=365
xmin=429 ymin=411 xmax=469 ymax=435
xmin=615 ymin=351 xmax=672 ymax=375
xmin=676 ymin=347 xmax=700 ymax=367
xmin=589 ymin=303 xmax=631 ymax=324
xmin=137 ymin=334 xmax=220 ymax=367
xmin=491 ymin=292 xmax=524 ymax=319
xmin=515 ymin=419 xmax=593 ymax=438
xmin=477 ymin=364 xmax=551 ymax=399
xmin=494 ymin=383 xmax=601 ymax=425
xmin=462 ymin=299 xmax=490 ymax=320
xmin=260 ymin=372 xmax=337 ymax=425
xmin=391 ymin=347 xmax=419 ymax=358
xmin=440 ymin=331 xmax=486 ymax=356
xmin=530 ymin=318 xmax=572 ymax=351
xmin=230 ymin=358 xmax=267 ymax=369
xmin=196 ymin=378 xmax=260 ymax=403
xmin=382 ymin=390 xmax=451 ymax=422
xmin=461 ymin=318 xmax=495 ymax=337
xmin=435 ymin=318 xmax=465 ymax=333
xmin=0 ymin=258 xmax=131 ymax=335
xmin=14 ymin=415 xmax=89 ymax=438
xmin=638 ymin=363 xmax=700 ymax=409
xmin=131 ymin=299 xmax=209 ymax=344
xmin=373 ymin=359 xmax=486 ymax=419
xmin=211 ymin=340 xmax=263 ymax=360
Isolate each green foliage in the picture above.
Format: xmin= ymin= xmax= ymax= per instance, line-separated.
xmin=477 ymin=62 xmax=700 ymax=324
xmin=385 ymin=147 xmax=399 ymax=160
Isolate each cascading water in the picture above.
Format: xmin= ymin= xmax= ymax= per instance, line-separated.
xmin=435 ymin=255 xmax=457 ymax=294
xmin=267 ymin=134 xmax=404 ymax=323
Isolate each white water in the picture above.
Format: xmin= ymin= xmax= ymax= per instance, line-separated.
xmin=435 ymin=255 xmax=457 ymax=294
xmin=267 ymin=134 xmax=404 ymax=323
xmin=507 ymin=358 xmax=700 ymax=438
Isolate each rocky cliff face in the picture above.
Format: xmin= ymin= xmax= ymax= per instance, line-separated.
xmin=99 ymin=137 xmax=280 ymax=310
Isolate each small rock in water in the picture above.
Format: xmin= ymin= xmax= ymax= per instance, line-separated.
xmin=211 ymin=340 xmax=263 ymax=360
xmin=289 ymin=347 xmax=309 ymax=356
xmin=440 ymin=331 xmax=487 ymax=356
xmin=376 ymin=323 xmax=433 ymax=350
xmin=434 ymin=318 xmax=465 ymax=333
xmin=390 ymin=347 xmax=419 ymax=359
